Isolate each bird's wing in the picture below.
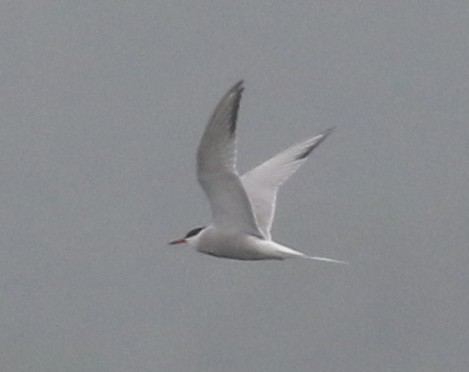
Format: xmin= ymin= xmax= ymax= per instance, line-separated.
xmin=241 ymin=128 xmax=335 ymax=239
xmin=197 ymin=81 xmax=262 ymax=236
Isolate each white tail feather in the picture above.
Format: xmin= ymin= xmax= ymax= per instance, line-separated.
xmin=303 ymin=255 xmax=349 ymax=264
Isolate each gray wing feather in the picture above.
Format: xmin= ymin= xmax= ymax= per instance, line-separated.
xmin=241 ymin=128 xmax=335 ymax=239
xmin=197 ymin=81 xmax=262 ymax=236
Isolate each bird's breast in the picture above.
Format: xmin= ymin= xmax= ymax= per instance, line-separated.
xmin=195 ymin=229 xmax=284 ymax=260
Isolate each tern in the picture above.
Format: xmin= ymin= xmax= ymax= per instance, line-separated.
xmin=170 ymin=81 xmax=347 ymax=263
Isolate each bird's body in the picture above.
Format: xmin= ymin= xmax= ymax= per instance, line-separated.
xmin=170 ymin=81 xmax=347 ymax=264
xmin=195 ymin=226 xmax=304 ymax=260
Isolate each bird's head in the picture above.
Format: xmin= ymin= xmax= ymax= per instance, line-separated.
xmin=169 ymin=226 xmax=205 ymax=246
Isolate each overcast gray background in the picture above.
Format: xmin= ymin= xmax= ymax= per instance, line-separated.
xmin=1 ymin=1 xmax=468 ymax=371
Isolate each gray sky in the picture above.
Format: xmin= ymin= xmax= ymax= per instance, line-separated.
xmin=1 ymin=1 xmax=468 ymax=371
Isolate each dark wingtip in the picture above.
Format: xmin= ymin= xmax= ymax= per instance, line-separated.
xmin=231 ymin=80 xmax=244 ymax=92
xmin=228 ymin=80 xmax=244 ymax=135
xmin=295 ymin=127 xmax=337 ymax=160
xmin=321 ymin=127 xmax=336 ymax=138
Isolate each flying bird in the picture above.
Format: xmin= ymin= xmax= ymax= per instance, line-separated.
xmin=170 ymin=81 xmax=347 ymax=263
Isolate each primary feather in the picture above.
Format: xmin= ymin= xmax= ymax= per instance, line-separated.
xmin=196 ymin=81 xmax=262 ymax=236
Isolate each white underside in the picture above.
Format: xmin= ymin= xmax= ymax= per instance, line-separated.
xmin=191 ymin=226 xmax=347 ymax=263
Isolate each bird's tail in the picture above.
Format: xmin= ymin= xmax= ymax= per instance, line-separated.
xmin=273 ymin=243 xmax=348 ymax=264
xmin=303 ymin=255 xmax=349 ymax=264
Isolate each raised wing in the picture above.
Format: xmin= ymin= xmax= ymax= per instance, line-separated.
xmin=197 ymin=81 xmax=262 ymax=236
xmin=241 ymin=128 xmax=335 ymax=239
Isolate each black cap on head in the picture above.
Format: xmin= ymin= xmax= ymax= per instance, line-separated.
xmin=185 ymin=227 xmax=205 ymax=239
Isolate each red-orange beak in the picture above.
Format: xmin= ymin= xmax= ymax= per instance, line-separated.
xmin=169 ymin=238 xmax=186 ymax=245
